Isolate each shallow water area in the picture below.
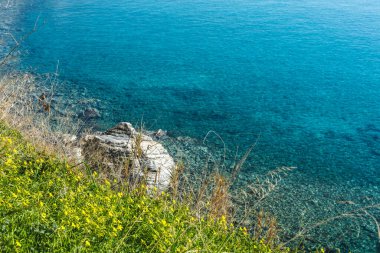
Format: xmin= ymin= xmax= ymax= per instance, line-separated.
xmin=3 ymin=0 xmax=380 ymax=251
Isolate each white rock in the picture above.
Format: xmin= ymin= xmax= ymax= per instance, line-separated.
xmin=81 ymin=122 xmax=174 ymax=190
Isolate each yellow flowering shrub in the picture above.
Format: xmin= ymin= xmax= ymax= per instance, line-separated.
xmin=0 ymin=122 xmax=321 ymax=252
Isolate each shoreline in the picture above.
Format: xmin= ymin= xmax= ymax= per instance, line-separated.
xmin=2 ymin=66 xmax=380 ymax=253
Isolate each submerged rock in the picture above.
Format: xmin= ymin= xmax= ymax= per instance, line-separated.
xmin=80 ymin=107 xmax=101 ymax=119
xmin=81 ymin=122 xmax=174 ymax=190
xmin=155 ymin=129 xmax=167 ymax=138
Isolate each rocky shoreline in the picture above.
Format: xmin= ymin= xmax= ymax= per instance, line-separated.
xmin=61 ymin=120 xmax=223 ymax=191
xmin=4 ymin=70 xmax=379 ymax=252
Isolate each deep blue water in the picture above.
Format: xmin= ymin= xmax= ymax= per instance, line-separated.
xmin=6 ymin=0 xmax=380 ymax=251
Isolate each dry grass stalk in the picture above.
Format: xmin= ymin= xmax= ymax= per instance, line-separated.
xmin=0 ymin=72 xmax=84 ymax=161
xmin=0 ymin=15 xmax=42 ymax=67
xmin=283 ymin=204 xmax=380 ymax=247
xmin=249 ymin=166 xmax=296 ymax=206
xmin=253 ymin=210 xmax=280 ymax=246
xmin=209 ymin=173 xmax=230 ymax=219
xmin=170 ymin=161 xmax=185 ymax=199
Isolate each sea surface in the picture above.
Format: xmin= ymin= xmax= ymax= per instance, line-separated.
xmin=2 ymin=0 xmax=380 ymax=251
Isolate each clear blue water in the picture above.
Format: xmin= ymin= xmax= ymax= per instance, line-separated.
xmin=6 ymin=0 xmax=380 ymax=251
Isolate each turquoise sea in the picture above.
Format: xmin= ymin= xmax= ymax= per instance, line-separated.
xmin=1 ymin=0 xmax=380 ymax=251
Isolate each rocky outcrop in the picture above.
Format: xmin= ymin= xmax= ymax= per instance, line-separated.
xmin=80 ymin=122 xmax=174 ymax=190
xmin=80 ymin=107 xmax=101 ymax=119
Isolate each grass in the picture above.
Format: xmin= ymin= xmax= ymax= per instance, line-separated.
xmin=0 ymin=121 xmax=294 ymax=252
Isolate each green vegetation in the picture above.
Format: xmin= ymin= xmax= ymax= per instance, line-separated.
xmin=0 ymin=121 xmax=291 ymax=252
